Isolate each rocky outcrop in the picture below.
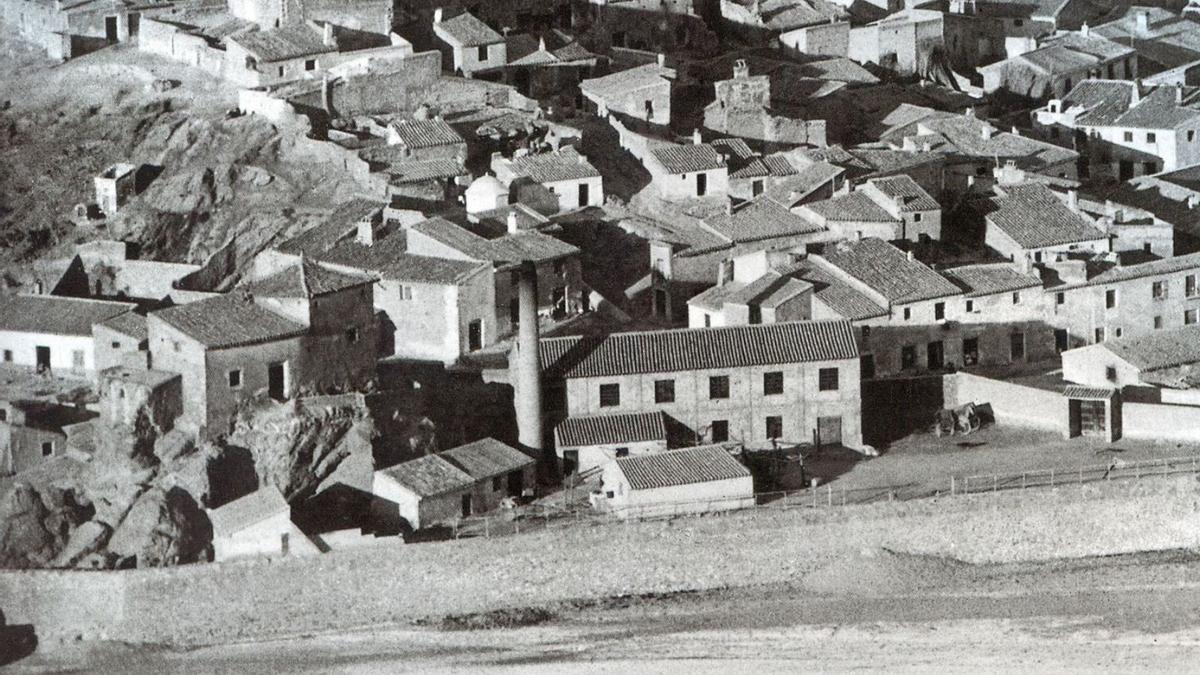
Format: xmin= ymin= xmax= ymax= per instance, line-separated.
xmin=106 ymin=486 xmax=209 ymax=567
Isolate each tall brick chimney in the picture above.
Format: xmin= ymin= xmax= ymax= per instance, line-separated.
xmin=514 ymin=262 xmax=543 ymax=455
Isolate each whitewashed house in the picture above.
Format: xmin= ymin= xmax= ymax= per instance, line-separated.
xmin=597 ymin=444 xmax=755 ymax=519
xmin=554 ymin=410 xmax=670 ymax=475
xmin=432 ymin=8 xmax=505 ymax=76
xmin=0 ymin=295 xmax=135 ymax=378
xmin=645 ymin=133 xmax=729 ymax=201
xmin=492 ymin=146 xmax=603 ymax=212
xmin=209 ymin=486 xmax=318 ymax=562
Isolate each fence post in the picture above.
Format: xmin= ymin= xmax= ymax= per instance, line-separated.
xmin=993 ymin=475 xmax=997 ymax=493
xmin=1050 ymin=469 xmax=1054 ymax=487
xmin=484 ymin=516 xmax=489 ymax=538
xmin=515 ymin=518 xmax=520 ymax=535
xmin=950 ymin=475 xmax=955 ymax=495
xmin=841 ymin=489 xmax=846 ymax=507
xmin=1021 ymin=473 xmax=1026 ymax=490
xmin=827 ymin=484 xmax=833 ymax=507
xmin=1078 ymin=467 xmax=1083 ymax=484
xmin=454 ymin=520 xmax=459 ymax=539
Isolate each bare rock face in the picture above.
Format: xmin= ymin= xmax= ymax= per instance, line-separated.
xmin=0 ymin=484 xmax=57 ymax=569
xmin=228 ymin=396 xmax=375 ymax=501
xmin=50 ymin=520 xmax=111 ymax=568
xmin=106 ymin=486 xmax=210 ymax=568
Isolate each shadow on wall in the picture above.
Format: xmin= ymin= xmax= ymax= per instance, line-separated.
xmin=861 ymin=375 xmax=946 ymax=450
xmin=0 ymin=618 xmax=37 ymax=667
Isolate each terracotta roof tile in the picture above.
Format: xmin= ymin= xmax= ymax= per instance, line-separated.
xmin=941 ymin=263 xmax=1042 ymax=298
xmin=377 ymin=454 xmax=475 ymax=498
xmin=540 ymin=320 xmax=859 ymax=379
xmin=820 ymin=238 xmax=960 ymax=304
xmin=508 ymin=147 xmax=601 ymax=183
xmin=151 ymin=294 xmax=308 ymax=349
xmin=0 ymin=295 xmax=133 ymax=337
xmin=1099 ymin=324 xmax=1200 ymax=372
xmin=388 ymin=118 xmax=465 ymax=149
xmin=241 ymin=259 xmax=375 ymax=298
xmin=703 ymin=197 xmax=824 ymax=243
xmin=651 ymin=144 xmax=726 ymax=174
xmin=209 ymin=486 xmax=289 ymax=537
xmin=440 ymin=438 xmax=533 ymax=479
xmin=555 ymin=411 xmax=669 ymax=448
xmin=436 ymin=11 xmax=503 ymax=46
xmin=616 ymin=444 xmax=749 ymax=491
xmin=867 ymin=175 xmax=939 ymax=212
xmin=985 ymin=183 xmax=1107 ymax=250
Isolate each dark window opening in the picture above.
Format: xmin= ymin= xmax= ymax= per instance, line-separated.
xmin=654 ymin=379 xmax=675 ymax=403
xmin=818 ymin=367 xmax=839 ymax=391
xmin=709 ymin=375 xmax=730 ymax=399
xmin=599 ymin=383 xmax=620 ymax=407
xmin=763 ymin=371 xmax=783 ymax=395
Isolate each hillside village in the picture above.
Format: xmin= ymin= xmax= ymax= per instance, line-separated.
xmin=4 ymin=0 xmax=1200 ymax=580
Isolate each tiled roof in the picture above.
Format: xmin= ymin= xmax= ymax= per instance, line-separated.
xmin=735 ymin=0 xmax=847 ymax=30
xmin=867 ymin=175 xmax=939 ymax=212
xmin=97 ymin=311 xmax=148 ymax=341
xmin=651 ymin=143 xmax=726 ymax=174
xmin=276 ymin=199 xmax=385 ymax=256
xmin=228 ymin=25 xmax=334 ymax=62
xmin=763 ymin=161 xmax=843 ymax=206
xmin=151 ymin=293 xmax=308 ymax=349
xmin=903 ymin=114 xmax=1078 ymax=168
xmin=1062 ymin=385 xmax=1115 ymax=400
xmin=1070 ymin=251 xmax=1200 ymax=288
xmin=805 ymin=191 xmax=896 ymax=222
xmin=436 ymin=11 xmax=503 ymax=46
xmin=389 ymin=118 xmax=464 ymax=149
xmin=580 ymin=63 xmax=674 ymax=100
xmin=1061 ymin=80 xmax=1136 ymax=126
xmin=783 ymin=260 xmax=888 ymax=321
xmin=0 ymin=295 xmax=133 ymax=337
xmin=508 ymin=147 xmax=601 ymax=183
xmin=615 ymin=444 xmax=750 ymax=491
xmin=941 ymin=264 xmax=1042 ymax=298
xmin=711 ymin=138 xmax=756 ymax=162
xmin=377 ymin=454 xmax=475 ymax=498
xmin=690 ymin=271 xmax=813 ymax=311
xmin=410 ymin=217 xmax=578 ymax=264
xmin=985 ymin=183 xmax=1106 ymax=250
xmin=387 ymin=158 xmax=467 ymax=184
xmin=539 ymin=320 xmax=859 ymax=379
xmin=555 ymin=411 xmax=669 ymax=448
xmin=1099 ymin=324 xmax=1200 ymax=372
xmin=702 ymin=197 xmax=824 ymax=243
xmin=240 ymin=259 xmax=374 ymax=299
xmin=209 ymin=486 xmax=289 ymax=537
xmin=440 ymin=438 xmax=533 ymax=480
xmin=318 ymin=234 xmax=488 ymax=285
xmin=1113 ymin=85 xmax=1200 ymax=130
xmin=821 ymin=238 xmax=961 ymax=304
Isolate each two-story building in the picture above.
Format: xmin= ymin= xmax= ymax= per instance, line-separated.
xmin=147 ymin=260 xmax=377 ymax=437
xmin=982 ymin=182 xmax=1110 ymax=263
xmin=797 ymin=175 xmax=941 ymax=243
xmin=538 ymin=320 xmax=865 ymax=450
xmin=1034 ymin=80 xmax=1200 ymax=178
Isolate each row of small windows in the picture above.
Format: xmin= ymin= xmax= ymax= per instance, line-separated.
xmin=1096 ymin=309 xmax=1200 ymax=341
xmin=1103 ymin=275 xmax=1199 ymax=309
xmin=597 ymin=369 xmax=839 ymax=407
xmin=1120 ymin=130 xmax=1197 ymax=144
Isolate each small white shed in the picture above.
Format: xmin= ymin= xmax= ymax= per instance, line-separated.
xmin=598 ymin=444 xmax=754 ymax=519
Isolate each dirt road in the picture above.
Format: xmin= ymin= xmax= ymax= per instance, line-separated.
xmin=14 ymin=549 xmax=1200 ymax=672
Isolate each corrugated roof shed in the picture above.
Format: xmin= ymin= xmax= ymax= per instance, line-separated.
xmin=555 ymin=411 xmax=669 ymax=448
xmin=1099 ymin=324 xmax=1200 ymax=372
xmin=650 ymin=144 xmax=725 ymax=174
xmin=508 ymin=146 xmax=601 ymax=183
xmin=151 ymin=293 xmax=308 ymax=349
xmin=941 ymin=263 xmax=1043 ymax=297
xmin=440 ymin=438 xmax=533 ymax=480
xmin=436 ymin=11 xmax=503 ymax=46
xmin=377 ymin=454 xmax=475 ymax=497
xmin=820 ymin=238 xmax=960 ymax=304
xmin=985 ymin=183 xmax=1106 ymax=249
xmin=389 ymin=118 xmax=465 ymax=149
xmin=209 ymin=486 xmax=289 ymax=537
xmin=0 ymin=295 xmax=133 ymax=337
xmin=615 ymin=444 xmax=749 ymax=491
xmin=539 ymin=320 xmax=859 ymax=379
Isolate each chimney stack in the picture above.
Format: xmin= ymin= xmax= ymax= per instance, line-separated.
xmin=692 ymin=128 xmax=702 ymax=145
xmin=1067 ymin=189 xmax=1078 ymax=211
xmin=906 ymin=250 xmax=915 ymax=261
xmin=733 ymin=58 xmax=749 ymax=79
xmin=322 ymin=22 xmax=335 ymax=47
xmin=513 ymin=262 xmax=544 ymax=457
xmin=507 ymin=210 xmax=519 ymax=234
xmin=1080 ymin=22 xmax=1089 ymax=37
xmin=538 ymin=36 xmax=546 ymax=52
xmin=433 ymin=7 xmax=443 ymax=24
xmin=1136 ymin=9 xmax=1149 ymax=33
xmin=657 ymin=53 xmax=666 ymax=67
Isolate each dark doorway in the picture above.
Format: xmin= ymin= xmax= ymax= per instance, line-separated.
xmin=927 ymin=340 xmax=944 ymax=370
xmin=962 ymin=337 xmax=979 ymax=366
xmin=105 ymin=16 xmax=118 ymax=42
xmin=460 ymin=493 xmax=472 ymax=517
xmin=267 ymin=361 xmax=287 ymax=401
xmin=696 ymin=172 xmax=707 ymax=197
xmin=35 ymin=346 xmax=50 ymax=372
xmin=1069 ymin=399 xmax=1107 ymax=437
xmin=562 ymin=450 xmax=578 ymax=475
xmin=468 ymin=319 xmax=483 ymax=352
xmin=506 ymin=469 xmax=523 ymax=496
xmin=1055 ymin=328 xmax=1068 ymax=353
xmin=551 ymin=286 xmax=566 ymax=318
xmin=578 ymin=182 xmax=589 ymax=207
xmin=817 ymin=416 xmax=842 ymax=445
xmin=128 ymin=12 xmax=139 ymax=37
xmin=1119 ymin=160 xmax=1133 ymax=181
xmin=860 ymin=354 xmax=875 ymax=379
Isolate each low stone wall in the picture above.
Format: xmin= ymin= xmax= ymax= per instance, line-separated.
xmin=1124 ymin=402 xmax=1200 ymax=443
xmin=3 ymin=476 xmax=1198 ymax=646
xmin=944 ymin=372 xmax=1065 ymax=432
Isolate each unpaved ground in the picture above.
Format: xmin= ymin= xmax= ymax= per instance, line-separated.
xmin=14 ymin=549 xmax=1200 ymax=672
